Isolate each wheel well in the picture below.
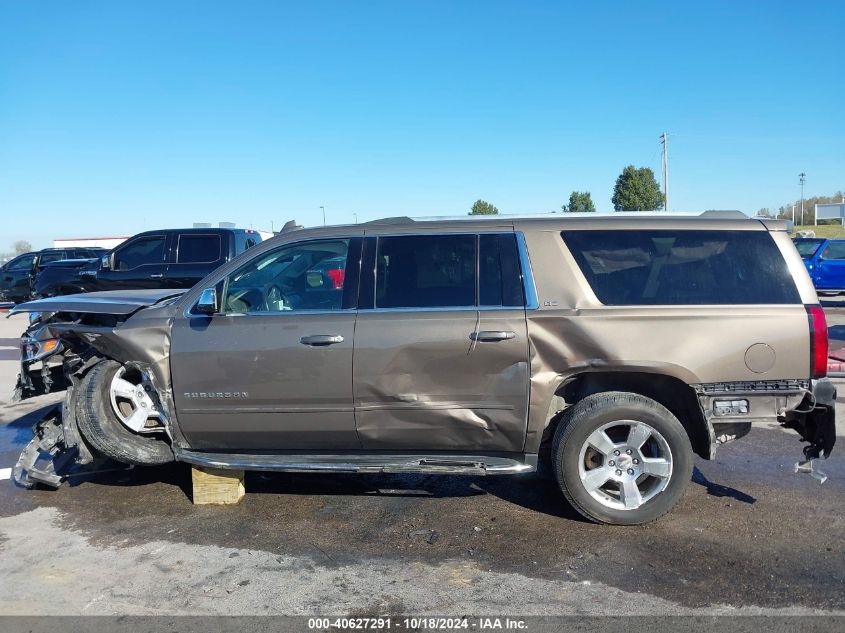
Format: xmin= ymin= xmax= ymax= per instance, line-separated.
xmin=548 ymin=372 xmax=711 ymax=459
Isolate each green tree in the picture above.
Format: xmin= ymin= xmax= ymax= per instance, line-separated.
xmin=562 ymin=191 xmax=596 ymax=213
xmin=776 ymin=191 xmax=844 ymax=225
xmin=611 ymin=165 xmax=664 ymax=211
xmin=469 ymin=199 xmax=499 ymax=215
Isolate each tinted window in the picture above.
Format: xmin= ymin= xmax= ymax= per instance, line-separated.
xmin=820 ymin=242 xmax=845 ymax=260
xmin=178 ymin=234 xmax=222 ymax=263
xmin=222 ymin=239 xmax=349 ymax=313
xmin=480 ymin=234 xmax=524 ymax=307
xmin=794 ymin=238 xmax=825 ymax=259
xmin=114 ymin=236 xmax=165 ymax=270
xmin=562 ymin=230 xmax=800 ymax=305
xmin=39 ymin=252 xmax=65 ymax=265
xmin=6 ymin=254 xmax=35 ymax=271
xmin=375 ymin=235 xmax=476 ymax=308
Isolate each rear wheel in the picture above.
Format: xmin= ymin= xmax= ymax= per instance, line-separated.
xmin=76 ymin=360 xmax=174 ymax=465
xmin=552 ymin=391 xmax=693 ymax=525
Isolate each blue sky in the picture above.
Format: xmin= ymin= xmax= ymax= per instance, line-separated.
xmin=1 ymin=1 xmax=843 ymax=249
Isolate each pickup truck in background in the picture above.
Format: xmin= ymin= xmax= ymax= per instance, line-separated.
xmin=34 ymin=228 xmax=263 ymax=298
xmin=0 ymin=247 xmax=106 ymax=303
xmin=793 ymin=237 xmax=845 ymax=295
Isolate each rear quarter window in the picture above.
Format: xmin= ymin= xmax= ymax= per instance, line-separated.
xmin=561 ymin=230 xmax=801 ymax=305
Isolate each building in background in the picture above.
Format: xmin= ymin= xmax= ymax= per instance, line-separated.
xmin=53 ymin=235 xmax=129 ymax=249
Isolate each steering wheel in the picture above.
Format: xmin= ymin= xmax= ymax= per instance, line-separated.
xmin=263 ymin=283 xmax=293 ymax=311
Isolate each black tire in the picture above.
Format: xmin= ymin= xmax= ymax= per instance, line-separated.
xmin=76 ymin=360 xmax=174 ymax=465
xmin=552 ymin=391 xmax=693 ymax=525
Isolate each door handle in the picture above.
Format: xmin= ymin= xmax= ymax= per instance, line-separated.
xmin=300 ymin=334 xmax=344 ymax=346
xmin=149 ymin=273 xmax=164 ymax=279
xmin=470 ymin=330 xmax=516 ymax=342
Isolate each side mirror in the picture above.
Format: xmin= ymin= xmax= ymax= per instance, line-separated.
xmin=193 ymin=287 xmax=218 ymax=315
xmin=101 ymin=254 xmax=112 ymax=270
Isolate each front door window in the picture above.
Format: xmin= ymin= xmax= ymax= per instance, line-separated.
xmin=222 ymin=239 xmax=350 ymax=313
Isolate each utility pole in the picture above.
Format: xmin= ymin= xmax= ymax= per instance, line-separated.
xmin=320 ymin=206 xmax=326 ymax=226
xmin=799 ymin=173 xmax=806 ymax=225
xmin=353 ymin=212 xmax=358 ymax=224
xmin=660 ymin=132 xmax=669 ymax=211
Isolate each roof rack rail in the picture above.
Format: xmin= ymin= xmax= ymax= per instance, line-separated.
xmin=362 ymin=216 xmax=416 ymax=226
xmin=698 ymin=210 xmax=747 ymax=219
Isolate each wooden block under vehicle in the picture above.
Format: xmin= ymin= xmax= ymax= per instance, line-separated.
xmin=191 ymin=466 xmax=245 ymax=505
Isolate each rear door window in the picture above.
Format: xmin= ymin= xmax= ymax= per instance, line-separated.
xmin=375 ymin=235 xmax=476 ymax=309
xmin=479 ymin=234 xmax=524 ymax=307
xmin=39 ymin=252 xmax=65 ymax=265
xmin=177 ymin=234 xmax=222 ymax=263
xmin=562 ymin=230 xmax=800 ymax=305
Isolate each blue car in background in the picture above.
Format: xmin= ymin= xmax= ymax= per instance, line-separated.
xmin=794 ymin=237 xmax=845 ymax=294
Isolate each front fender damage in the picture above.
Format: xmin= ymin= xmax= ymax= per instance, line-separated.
xmin=11 ymin=300 xmax=180 ymax=487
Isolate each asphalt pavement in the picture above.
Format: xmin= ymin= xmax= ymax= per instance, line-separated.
xmin=0 ymin=311 xmax=843 ymax=616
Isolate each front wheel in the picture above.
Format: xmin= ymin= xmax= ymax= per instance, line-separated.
xmin=76 ymin=360 xmax=174 ymax=466
xmin=552 ymin=391 xmax=693 ymax=525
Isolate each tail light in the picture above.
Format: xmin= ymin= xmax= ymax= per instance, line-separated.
xmin=806 ymin=305 xmax=828 ymax=379
xmin=326 ymin=268 xmax=345 ymax=289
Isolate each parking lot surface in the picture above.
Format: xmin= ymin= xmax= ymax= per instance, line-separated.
xmin=0 ymin=312 xmax=843 ymax=616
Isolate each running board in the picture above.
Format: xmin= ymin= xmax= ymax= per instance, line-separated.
xmin=174 ymin=449 xmax=535 ymax=476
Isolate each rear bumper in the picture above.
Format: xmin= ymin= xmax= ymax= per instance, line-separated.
xmin=695 ymin=379 xmax=836 ymax=460
xmin=780 ymin=378 xmax=837 ymax=461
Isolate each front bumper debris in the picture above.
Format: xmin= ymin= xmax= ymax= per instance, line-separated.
xmin=12 ymin=392 xmax=129 ymax=489
xmin=781 ymin=378 xmax=837 ymax=484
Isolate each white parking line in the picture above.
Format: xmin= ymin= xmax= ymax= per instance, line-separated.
xmin=0 ymin=467 xmax=12 ymax=480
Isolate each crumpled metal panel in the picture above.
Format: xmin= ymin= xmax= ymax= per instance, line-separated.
xmin=9 ymin=288 xmax=186 ymax=316
xmin=353 ymin=309 xmax=529 ymax=452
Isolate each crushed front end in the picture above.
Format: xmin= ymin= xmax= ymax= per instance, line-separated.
xmin=7 ymin=290 xmax=184 ymax=487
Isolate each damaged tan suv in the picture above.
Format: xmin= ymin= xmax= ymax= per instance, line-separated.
xmin=11 ymin=212 xmax=836 ymax=524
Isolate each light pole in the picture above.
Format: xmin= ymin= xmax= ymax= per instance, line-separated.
xmin=353 ymin=212 xmax=358 ymax=224
xmin=799 ymin=173 xmax=806 ymax=225
xmin=320 ymin=206 xmax=325 ymax=226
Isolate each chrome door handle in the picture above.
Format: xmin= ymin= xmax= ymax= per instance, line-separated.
xmin=300 ymin=334 xmax=344 ymax=346
xmin=149 ymin=273 xmax=164 ymax=279
xmin=471 ymin=330 xmax=516 ymax=342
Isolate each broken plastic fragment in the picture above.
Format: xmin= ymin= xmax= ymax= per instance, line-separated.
xmin=794 ymin=459 xmax=828 ymax=484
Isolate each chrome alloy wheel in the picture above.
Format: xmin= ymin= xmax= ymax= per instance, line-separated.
xmin=577 ymin=420 xmax=673 ymax=511
xmin=109 ymin=366 xmax=162 ymax=433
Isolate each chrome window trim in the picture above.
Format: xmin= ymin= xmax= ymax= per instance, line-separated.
xmin=185 ymin=306 xmax=357 ymax=319
xmin=515 ymin=231 xmax=539 ymax=310
xmin=363 ymin=230 xmax=511 ymax=238
xmin=363 ymin=305 xmax=525 ymax=314
xmin=182 ymin=230 xmax=537 ymax=317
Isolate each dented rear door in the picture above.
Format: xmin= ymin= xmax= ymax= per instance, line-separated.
xmin=352 ymin=232 xmax=530 ymax=452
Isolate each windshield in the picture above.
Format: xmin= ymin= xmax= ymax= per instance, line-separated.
xmin=793 ymin=238 xmax=825 ymax=259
